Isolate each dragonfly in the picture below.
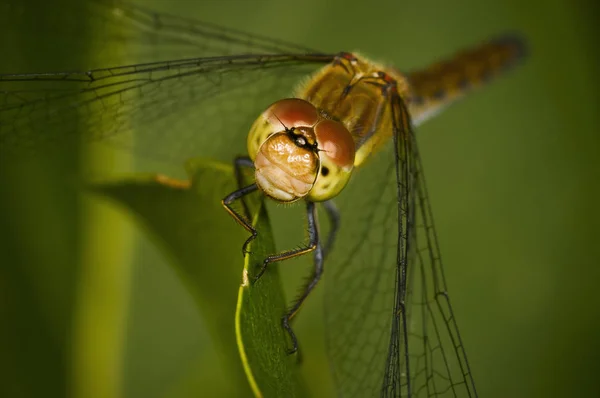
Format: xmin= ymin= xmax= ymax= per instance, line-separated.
xmin=0 ymin=1 xmax=526 ymax=397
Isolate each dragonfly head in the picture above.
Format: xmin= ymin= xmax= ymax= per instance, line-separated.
xmin=248 ymin=98 xmax=355 ymax=203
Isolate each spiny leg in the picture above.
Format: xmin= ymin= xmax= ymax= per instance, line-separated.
xmin=253 ymin=200 xmax=319 ymax=283
xmin=322 ymin=200 xmax=340 ymax=259
xmin=222 ymin=183 xmax=259 ymax=256
xmin=281 ymin=201 xmax=323 ymax=355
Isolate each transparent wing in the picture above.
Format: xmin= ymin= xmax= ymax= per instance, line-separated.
xmin=92 ymin=0 xmax=319 ymax=59
xmin=0 ymin=54 xmax=332 ymax=162
xmin=5 ymin=0 xmax=319 ymax=63
xmin=405 ymin=123 xmax=477 ymax=398
xmin=324 ymin=95 xmax=477 ymax=397
xmin=0 ymin=0 xmax=332 ymax=161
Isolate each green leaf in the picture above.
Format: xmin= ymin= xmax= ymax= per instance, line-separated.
xmin=91 ymin=159 xmax=307 ymax=398
xmin=235 ymin=201 xmax=308 ymax=398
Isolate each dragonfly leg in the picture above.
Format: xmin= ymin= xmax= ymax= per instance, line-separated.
xmin=280 ymin=201 xmax=324 ymax=355
xmin=254 ymin=200 xmax=319 ymax=282
xmin=222 ymin=183 xmax=259 ymax=256
xmin=233 ymin=156 xmax=255 ymax=221
xmin=322 ymin=200 xmax=340 ymax=259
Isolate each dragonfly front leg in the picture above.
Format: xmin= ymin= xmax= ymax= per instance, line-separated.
xmin=280 ymin=201 xmax=323 ymax=355
xmin=222 ymin=155 xmax=260 ymax=255
xmin=222 ymin=182 xmax=259 ymax=256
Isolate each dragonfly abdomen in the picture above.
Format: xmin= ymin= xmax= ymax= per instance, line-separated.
xmin=407 ymin=35 xmax=527 ymax=125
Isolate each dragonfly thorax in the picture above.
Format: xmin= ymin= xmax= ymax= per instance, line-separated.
xmin=247 ymin=98 xmax=355 ymax=203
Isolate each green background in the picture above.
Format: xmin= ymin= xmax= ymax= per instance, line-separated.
xmin=1 ymin=0 xmax=598 ymax=397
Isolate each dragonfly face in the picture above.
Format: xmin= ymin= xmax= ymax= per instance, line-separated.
xmin=247 ymin=97 xmax=355 ymax=202
xmin=0 ymin=1 xmax=527 ymax=396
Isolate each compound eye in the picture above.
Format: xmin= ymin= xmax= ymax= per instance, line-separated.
xmin=247 ymin=98 xmax=320 ymax=162
xmin=307 ymin=119 xmax=356 ymax=202
xmin=265 ymin=98 xmax=319 ymax=128
xmin=314 ymin=119 xmax=355 ymax=171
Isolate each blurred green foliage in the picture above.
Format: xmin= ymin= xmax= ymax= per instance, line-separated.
xmin=93 ymin=160 xmax=308 ymax=397
xmin=1 ymin=0 xmax=599 ymax=398
xmin=92 ymin=162 xmax=254 ymax=397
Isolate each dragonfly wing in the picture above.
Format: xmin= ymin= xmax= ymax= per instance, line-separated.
xmin=5 ymin=0 xmax=319 ymax=64
xmin=406 ymin=140 xmax=478 ymax=398
xmin=108 ymin=0 xmax=319 ymax=55
xmin=324 ymin=95 xmax=477 ymax=397
xmin=394 ymin=97 xmax=478 ymax=397
xmin=323 ymin=93 xmax=409 ymax=396
xmin=0 ymin=1 xmax=332 ymax=162
xmin=87 ymin=0 xmax=320 ymax=62
xmin=0 ymin=54 xmax=333 ymax=162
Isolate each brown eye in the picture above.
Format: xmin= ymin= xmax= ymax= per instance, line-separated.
xmin=313 ymin=119 xmax=355 ymax=170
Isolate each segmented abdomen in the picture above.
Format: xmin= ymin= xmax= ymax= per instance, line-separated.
xmin=407 ymin=35 xmax=527 ymax=125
